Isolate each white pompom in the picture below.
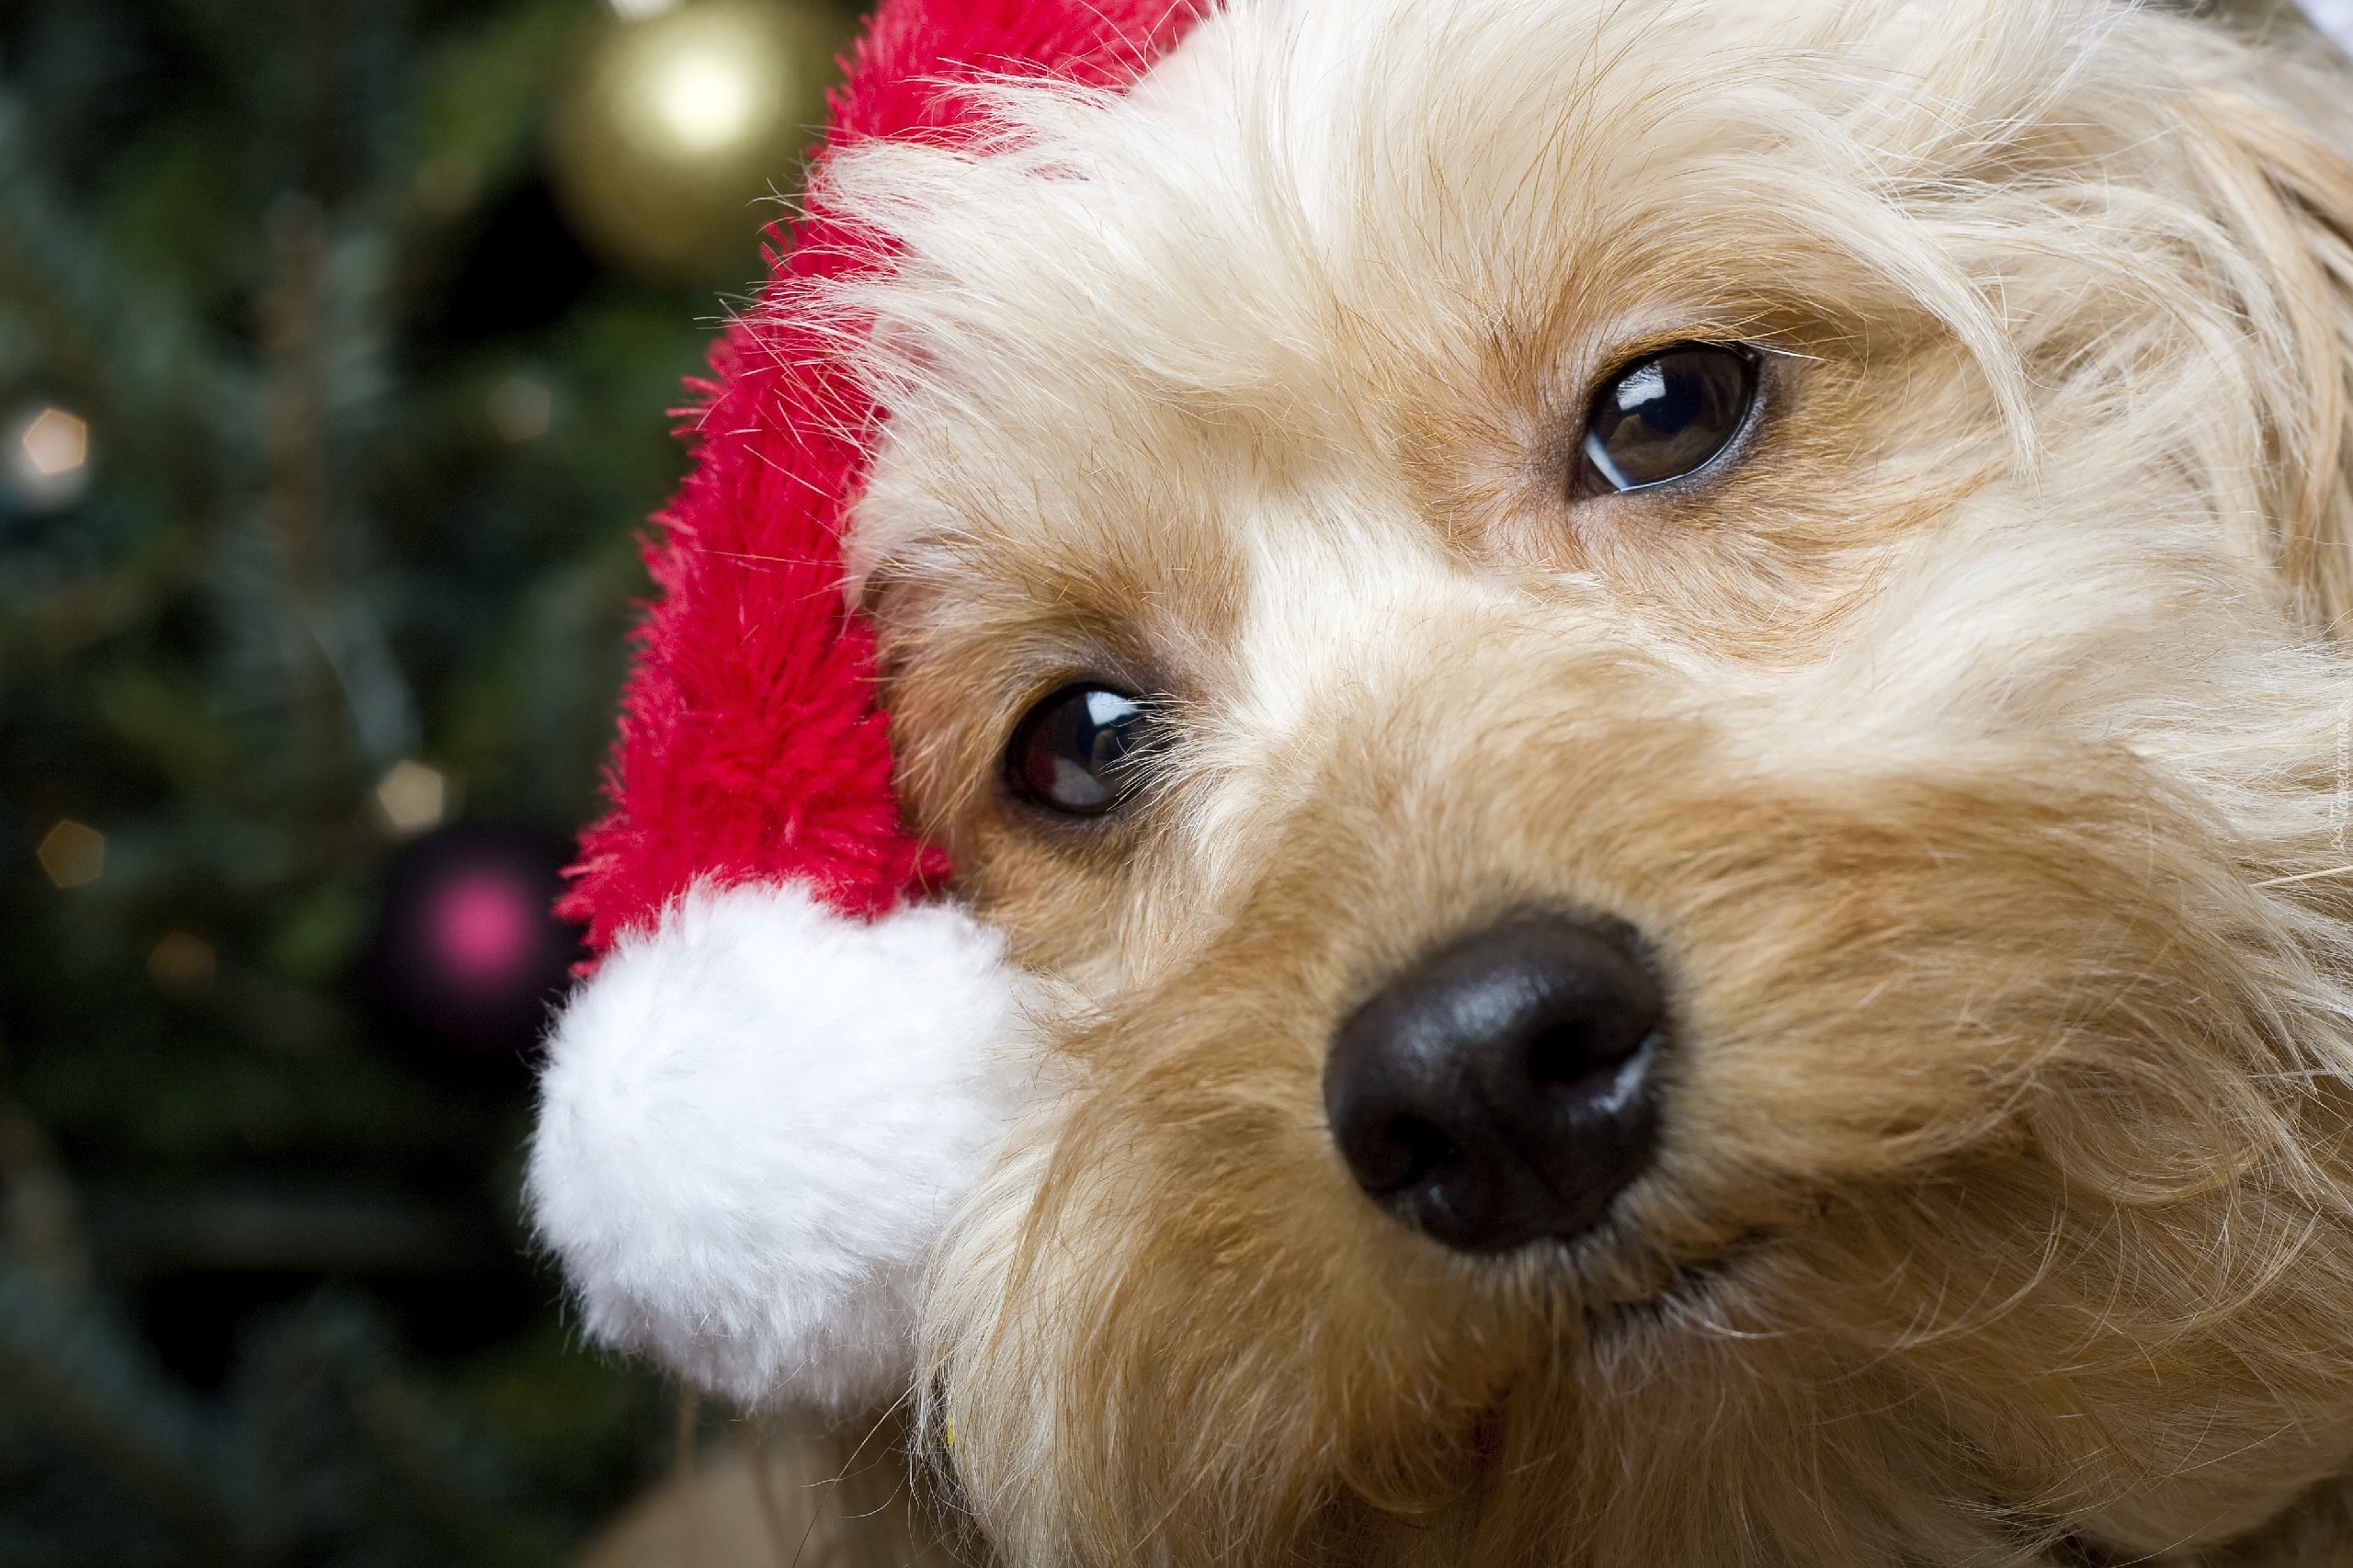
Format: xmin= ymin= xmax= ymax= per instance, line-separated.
xmin=526 ymin=881 xmax=1029 ymax=1414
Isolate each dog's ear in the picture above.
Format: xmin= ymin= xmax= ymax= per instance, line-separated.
xmin=2188 ymin=74 xmax=2353 ymax=635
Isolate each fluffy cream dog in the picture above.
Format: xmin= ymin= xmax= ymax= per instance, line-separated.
xmin=571 ymin=0 xmax=2353 ymax=1562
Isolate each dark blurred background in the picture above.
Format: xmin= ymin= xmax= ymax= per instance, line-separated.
xmin=0 ymin=1 xmax=861 ymax=1562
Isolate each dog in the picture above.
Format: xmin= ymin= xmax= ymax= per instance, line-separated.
xmin=557 ymin=0 xmax=2353 ymax=1562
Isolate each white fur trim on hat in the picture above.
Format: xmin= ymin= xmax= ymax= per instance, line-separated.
xmin=525 ymin=881 xmax=1029 ymax=1414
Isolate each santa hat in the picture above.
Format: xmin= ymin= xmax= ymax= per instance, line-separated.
xmin=525 ymin=0 xmax=1210 ymax=1415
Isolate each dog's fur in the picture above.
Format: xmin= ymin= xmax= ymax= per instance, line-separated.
xmin=785 ymin=0 xmax=2353 ymax=1561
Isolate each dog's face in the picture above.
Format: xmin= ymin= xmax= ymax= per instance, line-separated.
xmin=828 ymin=1 xmax=2353 ymax=1561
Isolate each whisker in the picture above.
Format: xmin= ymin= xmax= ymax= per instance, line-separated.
xmin=2253 ymin=865 xmax=2353 ymax=888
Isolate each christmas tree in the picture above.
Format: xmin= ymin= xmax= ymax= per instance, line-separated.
xmin=0 ymin=0 xmax=856 ymax=1561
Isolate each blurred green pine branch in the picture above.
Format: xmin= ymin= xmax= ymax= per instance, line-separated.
xmin=0 ymin=0 xmax=759 ymax=1560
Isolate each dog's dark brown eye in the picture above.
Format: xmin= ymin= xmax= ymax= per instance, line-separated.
xmin=1577 ymin=343 xmax=1757 ymax=494
xmin=1006 ymin=683 xmax=1157 ymax=816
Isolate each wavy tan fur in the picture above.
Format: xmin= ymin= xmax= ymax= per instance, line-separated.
xmin=814 ymin=0 xmax=2353 ymax=1561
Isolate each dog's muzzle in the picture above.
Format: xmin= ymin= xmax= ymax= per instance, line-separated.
xmin=1324 ymin=915 xmax=1666 ymax=1252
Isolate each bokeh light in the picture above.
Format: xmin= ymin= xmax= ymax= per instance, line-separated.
xmin=374 ymin=760 xmax=450 ymax=836
xmin=145 ymin=933 xmax=218 ymax=997
xmin=35 ymin=820 xmax=105 ymax=889
xmin=6 ymin=403 xmax=90 ymax=509
xmin=486 ymin=374 xmax=554 ymax=443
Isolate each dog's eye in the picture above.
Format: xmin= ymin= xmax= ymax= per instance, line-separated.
xmin=1006 ymin=683 xmax=1158 ymax=816
xmin=1577 ymin=343 xmax=1757 ymax=494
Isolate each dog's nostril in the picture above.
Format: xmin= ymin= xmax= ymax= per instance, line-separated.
xmin=1324 ymin=915 xmax=1667 ymax=1253
xmin=1526 ymin=1020 xmax=1639 ymax=1092
xmin=1360 ymin=1114 xmax=1461 ymax=1198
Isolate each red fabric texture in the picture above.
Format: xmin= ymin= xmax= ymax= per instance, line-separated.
xmin=562 ymin=0 xmax=1210 ymax=955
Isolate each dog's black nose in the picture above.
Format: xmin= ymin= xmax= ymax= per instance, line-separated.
xmin=1324 ymin=915 xmax=1665 ymax=1253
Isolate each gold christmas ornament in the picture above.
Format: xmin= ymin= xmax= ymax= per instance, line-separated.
xmin=551 ymin=0 xmax=850 ymax=281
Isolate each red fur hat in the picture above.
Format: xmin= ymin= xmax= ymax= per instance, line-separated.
xmin=563 ymin=0 xmax=1207 ymax=949
xmin=526 ymin=0 xmax=1211 ymax=1415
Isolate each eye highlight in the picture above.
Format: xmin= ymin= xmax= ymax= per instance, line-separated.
xmin=1576 ymin=343 xmax=1758 ymax=495
xmin=1006 ymin=683 xmax=1159 ymax=817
